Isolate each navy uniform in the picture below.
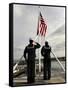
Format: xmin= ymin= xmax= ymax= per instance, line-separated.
xmin=41 ymin=41 xmax=51 ymax=80
xmin=24 ymin=39 xmax=40 ymax=83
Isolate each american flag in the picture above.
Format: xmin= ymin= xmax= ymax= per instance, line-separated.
xmin=37 ymin=12 xmax=47 ymax=36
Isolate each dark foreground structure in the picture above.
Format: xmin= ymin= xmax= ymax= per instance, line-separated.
xmin=13 ymin=59 xmax=66 ymax=86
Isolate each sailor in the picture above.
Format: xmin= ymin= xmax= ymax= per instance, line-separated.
xmin=24 ymin=39 xmax=41 ymax=83
xmin=41 ymin=41 xmax=51 ymax=80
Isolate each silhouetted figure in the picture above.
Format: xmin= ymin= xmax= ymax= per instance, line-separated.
xmin=24 ymin=39 xmax=41 ymax=83
xmin=41 ymin=41 xmax=51 ymax=80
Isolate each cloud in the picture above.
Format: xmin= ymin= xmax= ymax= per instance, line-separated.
xmin=49 ymin=24 xmax=65 ymax=36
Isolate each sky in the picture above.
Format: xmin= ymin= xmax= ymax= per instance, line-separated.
xmin=13 ymin=4 xmax=65 ymax=60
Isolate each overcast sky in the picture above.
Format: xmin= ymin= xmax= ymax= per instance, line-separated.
xmin=13 ymin=4 xmax=65 ymax=60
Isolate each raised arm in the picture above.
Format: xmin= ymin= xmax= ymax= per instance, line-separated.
xmin=34 ymin=42 xmax=41 ymax=49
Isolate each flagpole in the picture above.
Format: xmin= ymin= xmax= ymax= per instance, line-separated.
xmin=38 ymin=6 xmax=42 ymax=77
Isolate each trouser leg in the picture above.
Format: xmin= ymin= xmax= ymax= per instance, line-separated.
xmin=27 ymin=60 xmax=35 ymax=83
xmin=43 ymin=61 xmax=48 ymax=80
xmin=27 ymin=66 xmax=31 ymax=83
xmin=47 ymin=60 xmax=51 ymax=79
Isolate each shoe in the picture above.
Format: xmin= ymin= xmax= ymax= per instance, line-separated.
xmin=44 ymin=78 xmax=48 ymax=80
xmin=48 ymin=76 xmax=51 ymax=80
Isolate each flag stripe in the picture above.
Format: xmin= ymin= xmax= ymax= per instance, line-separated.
xmin=37 ymin=12 xmax=47 ymax=36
